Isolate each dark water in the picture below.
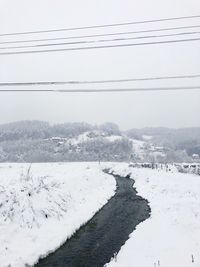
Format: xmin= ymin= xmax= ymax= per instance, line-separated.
xmin=35 ymin=173 xmax=150 ymax=267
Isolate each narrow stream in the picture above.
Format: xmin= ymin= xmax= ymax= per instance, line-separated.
xmin=35 ymin=172 xmax=150 ymax=267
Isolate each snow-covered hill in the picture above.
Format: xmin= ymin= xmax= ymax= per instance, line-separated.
xmin=46 ymin=131 xmax=168 ymax=162
xmin=0 ymin=121 xmax=199 ymax=163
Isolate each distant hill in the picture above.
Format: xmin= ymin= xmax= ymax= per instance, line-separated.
xmin=0 ymin=121 xmax=199 ymax=163
xmin=126 ymin=127 xmax=200 ymax=159
xmin=126 ymin=127 xmax=200 ymax=144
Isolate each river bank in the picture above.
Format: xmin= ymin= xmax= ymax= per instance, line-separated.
xmin=35 ymin=172 xmax=150 ymax=267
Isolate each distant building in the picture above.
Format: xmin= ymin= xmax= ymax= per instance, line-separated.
xmin=192 ymin=153 xmax=200 ymax=160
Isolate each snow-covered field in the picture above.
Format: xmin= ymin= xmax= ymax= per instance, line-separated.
xmin=0 ymin=162 xmax=116 ymax=267
xmin=1 ymin=162 xmax=200 ymax=267
xmin=105 ymin=163 xmax=200 ymax=267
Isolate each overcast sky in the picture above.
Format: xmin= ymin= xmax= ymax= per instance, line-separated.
xmin=0 ymin=0 xmax=200 ymax=130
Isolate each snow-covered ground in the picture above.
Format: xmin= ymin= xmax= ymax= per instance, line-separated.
xmin=105 ymin=163 xmax=200 ymax=267
xmin=0 ymin=162 xmax=116 ymax=267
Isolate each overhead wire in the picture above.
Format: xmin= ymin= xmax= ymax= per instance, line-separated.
xmin=1 ymin=15 xmax=200 ymax=94
xmin=1 ymin=74 xmax=200 ymax=86
xmin=1 ymin=30 xmax=200 ymax=50
xmin=0 ymin=37 xmax=200 ymax=56
xmin=0 ymin=14 xmax=200 ymax=36
xmin=0 ymin=24 xmax=200 ymax=45
xmin=0 ymin=86 xmax=200 ymax=93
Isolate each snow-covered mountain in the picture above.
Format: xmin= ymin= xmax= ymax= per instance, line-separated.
xmin=0 ymin=121 xmax=199 ymax=163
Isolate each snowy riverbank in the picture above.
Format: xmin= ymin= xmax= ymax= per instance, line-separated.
xmin=104 ymin=163 xmax=200 ymax=267
xmin=0 ymin=162 xmax=116 ymax=267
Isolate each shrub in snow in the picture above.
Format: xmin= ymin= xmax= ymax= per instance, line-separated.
xmin=0 ymin=166 xmax=71 ymax=228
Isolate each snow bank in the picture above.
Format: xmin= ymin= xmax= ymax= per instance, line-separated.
xmin=0 ymin=162 xmax=116 ymax=267
xmin=105 ymin=163 xmax=200 ymax=267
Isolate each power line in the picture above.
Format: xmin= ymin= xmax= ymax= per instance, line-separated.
xmin=0 ymin=24 xmax=200 ymax=45
xmin=0 ymin=40 xmax=88 ymax=50
xmin=0 ymin=86 xmax=199 ymax=93
xmin=1 ymin=31 xmax=200 ymax=50
xmin=0 ymin=37 xmax=200 ymax=56
xmin=1 ymin=74 xmax=200 ymax=87
xmin=0 ymin=15 xmax=200 ymax=37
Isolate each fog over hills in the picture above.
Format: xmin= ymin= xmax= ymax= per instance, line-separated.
xmin=0 ymin=120 xmax=199 ymax=163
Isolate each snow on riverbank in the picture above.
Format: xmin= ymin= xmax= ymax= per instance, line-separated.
xmin=0 ymin=162 xmax=116 ymax=267
xmin=104 ymin=163 xmax=200 ymax=267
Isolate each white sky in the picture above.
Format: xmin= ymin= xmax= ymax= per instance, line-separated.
xmin=0 ymin=0 xmax=200 ymax=130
